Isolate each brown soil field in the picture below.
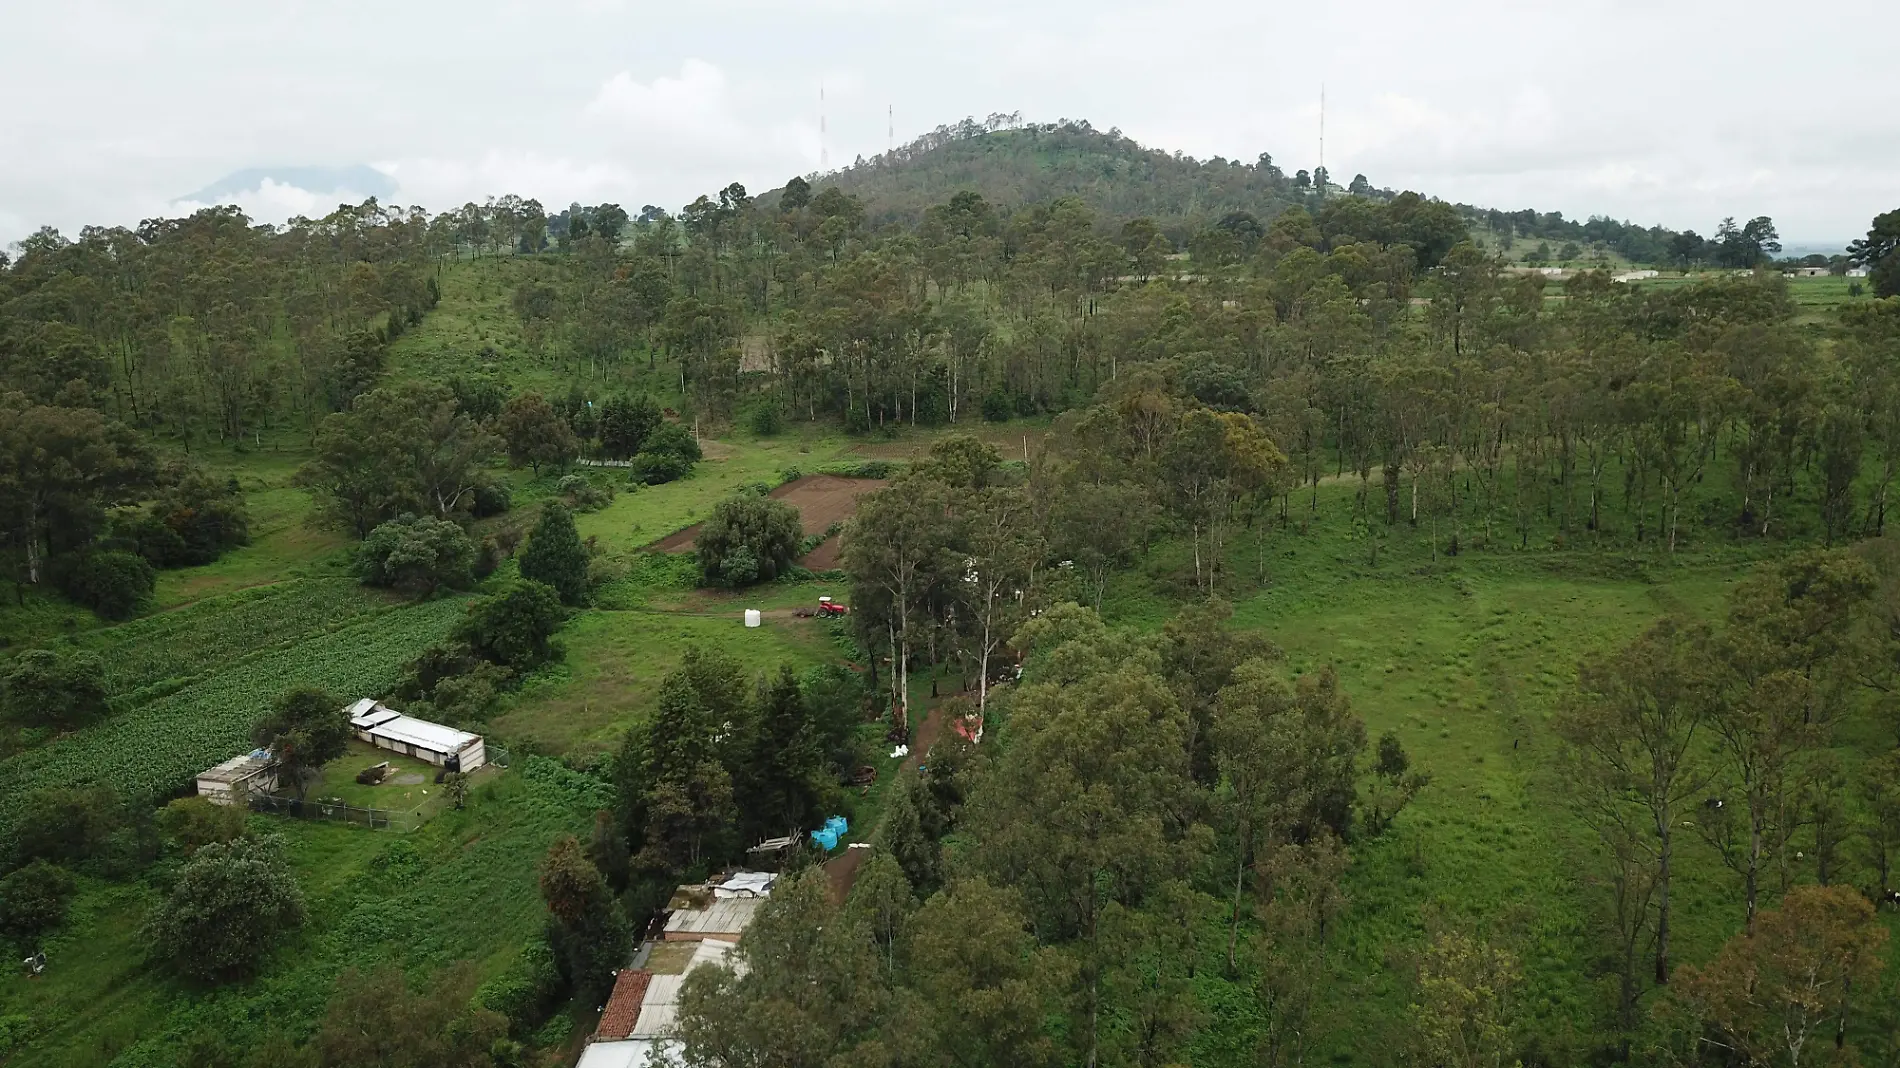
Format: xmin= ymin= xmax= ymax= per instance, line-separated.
xmin=649 ymin=475 xmax=887 ymax=552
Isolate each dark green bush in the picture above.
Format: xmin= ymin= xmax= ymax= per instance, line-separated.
xmin=628 ymin=451 xmax=692 ymax=485
xmin=357 ymin=515 xmax=477 ymax=595
xmin=53 ymin=550 xmax=155 ymax=620
xmin=0 ymin=861 xmax=76 ymax=947
xmin=695 ymin=492 xmax=803 ymax=588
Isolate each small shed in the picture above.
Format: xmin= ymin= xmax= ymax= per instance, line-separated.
xmin=196 ymin=751 xmax=278 ymax=806
xmin=347 ymin=699 xmax=486 ymax=772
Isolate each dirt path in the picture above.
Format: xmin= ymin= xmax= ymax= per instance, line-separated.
xmin=821 ymin=845 xmax=868 ymax=905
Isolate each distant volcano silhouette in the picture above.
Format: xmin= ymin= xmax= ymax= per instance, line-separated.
xmin=181 ymin=165 xmax=396 ymax=204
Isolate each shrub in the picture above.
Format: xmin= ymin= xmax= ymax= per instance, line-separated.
xmin=1 ymin=648 xmax=109 ymax=730
xmin=144 ymin=834 xmax=305 ymax=981
xmin=0 ymin=861 xmax=76 ymax=947
xmin=476 ymin=936 xmax=564 ymax=1037
xmin=471 ymin=477 xmax=513 ymax=518
xmin=53 ymin=549 xmax=154 ymax=619
xmin=628 ymin=451 xmax=692 ymax=485
xmin=518 ymin=502 xmax=590 ymax=605
xmin=748 ymin=400 xmax=785 ymax=436
xmin=357 ymin=514 xmax=477 ymax=595
xmin=155 ymin=796 xmax=248 ymax=857
xmin=695 ymin=492 xmax=802 ymax=588
xmin=599 ymin=393 xmax=663 ymax=459
xmin=556 ymin=473 xmax=615 ymax=513
xmin=10 ymin=786 xmax=124 ymax=867
xmin=123 ymin=464 xmax=251 ymax=569
xmin=981 ymin=388 xmax=1013 ymax=422
xmin=457 ymin=580 xmax=566 ymax=672
xmin=643 ymin=420 xmax=702 ymax=463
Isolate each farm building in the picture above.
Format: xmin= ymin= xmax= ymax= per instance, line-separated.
xmin=660 ymin=872 xmax=773 ymax=942
xmin=195 ymin=751 xmax=278 ymax=805
xmin=346 ymin=699 xmax=486 ymax=772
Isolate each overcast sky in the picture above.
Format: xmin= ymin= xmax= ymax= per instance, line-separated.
xmin=3 ymin=0 xmax=1893 ymax=249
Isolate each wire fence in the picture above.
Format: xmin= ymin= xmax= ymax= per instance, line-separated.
xmin=248 ymin=793 xmax=429 ymax=831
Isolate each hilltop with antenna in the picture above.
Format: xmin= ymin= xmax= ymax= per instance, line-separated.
xmin=775 ymin=116 xmax=1322 ymax=238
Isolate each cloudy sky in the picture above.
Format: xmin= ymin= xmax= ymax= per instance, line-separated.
xmin=2 ymin=0 xmax=1893 ymax=249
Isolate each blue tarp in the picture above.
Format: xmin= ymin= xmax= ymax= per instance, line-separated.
xmin=812 ymin=815 xmax=849 ymax=851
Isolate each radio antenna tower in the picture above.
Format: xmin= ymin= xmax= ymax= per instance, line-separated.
xmin=888 ymin=103 xmax=894 ymax=156
xmin=1318 ymin=83 xmax=1326 ymax=180
xmin=820 ymin=81 xmax=829 ymax=171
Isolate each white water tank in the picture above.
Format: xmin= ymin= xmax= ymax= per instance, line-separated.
xmin=744 ymin=609 xmax=761 ymax=628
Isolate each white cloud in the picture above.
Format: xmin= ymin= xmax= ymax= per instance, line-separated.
xmin=586 ymin=59 xmax=738 ymax=140
xmin=378 ymin=153 xmax=632 ymax=212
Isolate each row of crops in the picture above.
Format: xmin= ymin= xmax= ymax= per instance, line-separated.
xmin=0 ymin=596 xmax=471 ymax=839
xmin=72 ymin=579 xmax=396 ymax=696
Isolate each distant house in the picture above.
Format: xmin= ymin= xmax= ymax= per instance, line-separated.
xmin=1847 ymin=266 xmax=1871 ymax=278
xmin=1612 ymin=270 xmax=1660 ymax=283
xmin=1786 ymin=266 xmax=1830 ymax=278
xmin=196 ymin=751 xmax=278 ymax=806
xmin=347 ymin=699 xmax=486 ymax=772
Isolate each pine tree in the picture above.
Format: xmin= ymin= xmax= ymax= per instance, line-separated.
xmin=518 ymin=501 xmax=589 ymax=605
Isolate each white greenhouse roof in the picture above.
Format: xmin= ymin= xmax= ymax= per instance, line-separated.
xmin=348 ymin=698 xmax=479 ymax=755
xmin=367 ymin=715 xmax=479 ymax=755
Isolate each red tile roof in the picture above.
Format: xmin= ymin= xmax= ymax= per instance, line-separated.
xmin=595 ymin=969 xmax=652 ymax=1041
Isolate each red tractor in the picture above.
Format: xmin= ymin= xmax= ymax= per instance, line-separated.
xmin=817 ymin=596 xmax=849 ymax=618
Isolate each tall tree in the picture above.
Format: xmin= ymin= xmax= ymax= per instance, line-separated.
xmin=518 ymin=501 xmax=590 ymax=605
xmin=1553 ymin=617 xmax=1716 ymax=995
xmin=252 ymin=686 xmax=350 ymax=799
xmin=1668 ymin=886 xmax=1889 ymax=1068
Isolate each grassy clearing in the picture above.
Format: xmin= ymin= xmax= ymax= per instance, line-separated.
xmin=494 ymin=598 xmax=847 ymax=756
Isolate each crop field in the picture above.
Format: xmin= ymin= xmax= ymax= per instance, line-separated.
xmin=71 ymin=579 xmax=395 ymax=697
xmin=0 ymin=596 xmax=470 ymax=840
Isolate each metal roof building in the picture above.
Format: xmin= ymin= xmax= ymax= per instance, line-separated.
xmin=195 ymin=751 xmax=278 ymax=806
xmin=347 ymin=699 xmax=486 ymax=772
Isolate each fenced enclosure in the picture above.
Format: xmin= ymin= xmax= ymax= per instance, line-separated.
xmin=248 ymin=793 xmax=429 ymax=831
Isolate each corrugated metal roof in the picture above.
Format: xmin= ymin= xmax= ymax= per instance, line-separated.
xmin=663 ymin=899 xmax=761 ymax=938
xmin=578 ymin=1039 xmax=679 ymax=1068
xmin=365 ymin=714 xmax=479 ymax=755
xmin=198 ymin=753 xmax=274 ymax=784
xmin=631 ymin=941 xmax=735 ymax=1038
xmin=349 ymin=698 xmax=401 ymax=729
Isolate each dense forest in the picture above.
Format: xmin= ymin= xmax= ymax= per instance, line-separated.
xmin=3 ymin=120 xmax=1900 ymax=1068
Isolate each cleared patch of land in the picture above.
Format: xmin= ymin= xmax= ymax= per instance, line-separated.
xmin=649 ymin=475 xmax=887 ymax=552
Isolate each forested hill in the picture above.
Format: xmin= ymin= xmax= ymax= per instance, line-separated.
xmin=793 ymin=116 xmax=1781 ymax=267
xmin=794 ymin=117 xmax=1304 ymax=238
